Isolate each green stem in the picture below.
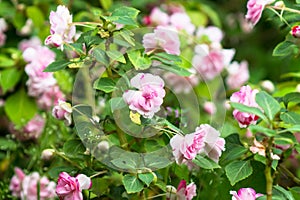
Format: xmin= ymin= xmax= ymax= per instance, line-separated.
xmin=278 ymin=164 xmax=300 ymax=185
xmin=265 ymin=137 xmax=274 ymax=200
xmin=90 ymin=170 xmax=108 ymax=179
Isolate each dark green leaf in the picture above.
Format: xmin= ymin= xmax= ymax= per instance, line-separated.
xmin=4 ymin=89 xmax=37 ymax=126
xmin=225 ymin=160 xmax=253 ymax=186
xmin=273 ymin=185 xmax=294 ymax=200
xmin=63 ymin=139 xmax=86 ymax=157
xmin=193 ymin=155 xmax=221 ymax=170
xmin=0 ymin=138 xmax=17 ymax=150
xmin=274 ymin=132 xmax=296 ymax=145
xmin=253 ymin=154 xmax=278 ymax=170
xmin=248 ymin=125 xmax=276 ymax=137
xmin=48 ymin=166 xmax=78 ymax=179
xmin=92 ymin=48 xmax=108 ymax=65
xmin=93 ymin=77 xmax=116 ymax=93
xmin=26 ymin=6 xmax=44 ymax=28
xmin=128 ymin=50 xmax=151 ymax=70
xmin=290 ymin=186 xmax=300 ymax=200
xmin=273 ymin=41 xmax=298 ymax=57
xmin=122 ymin=174 xmax=144 ymax=194
xmin=282 ymin=92 xmax=300 ymax=107
xmin=0 ymin=68 xmax=22 ymax=93
xmin=138 ymin=173 xmax=154 ymax=187
xmin=230 ymin=102 xmax=268 ymax=122
xmin=44 ymin=60 xmax=72 ymax=72
xmin=256 ymin=91 xmax=281 ymax=121
xmin=106 ymin=50 xmax=126 ymax=63
xmin=280 ymin=112 xmax=300 ymax=125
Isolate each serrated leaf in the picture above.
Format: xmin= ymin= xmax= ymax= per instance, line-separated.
xmin=44 ymin=60 xmax=71 ymax=72
xmin=122 ymin=174 xmax=144 ymax=194
xmin=93 ymin=77 xmax=116 ymax=93
xmin=230 ymin=102 xmax=268 ymax=122
xmin=138 ymin=173 xmax=154 ymax=187
xmin=128 ymin=50 xmax=151 ymax=70
xmin=106 ymin=50 xmax=126 ymax=63
xmin=248 ymin=125 xmax=276 ymax=137
xmin=273 ymin=41 xmax=298 ymax=56
xmin=193 ymin=155 xmax=221 ymax=170
xmin=280 ymin=112 xmax=300 ymax=125
xmin=225 ymin=160 xmax=253 ymax=186
xmin=256 ymin=91 xmax=281 ymax=121
xmin=63 ymin=139 xmax=86 ymax=157
xmin=0 ymin=68 xmax=22 ymax=93
xmin=4 ymin=89 xmax=37 ymax=126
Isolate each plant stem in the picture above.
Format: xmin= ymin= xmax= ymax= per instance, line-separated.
xmin=90 ymin=170 xmax=108 ymax=179
xmin=278 ymin=164 xmax=300 ymax=185
xmin=265 ymin=137 xmax=274 ymax=200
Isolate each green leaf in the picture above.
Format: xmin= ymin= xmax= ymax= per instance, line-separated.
xmin=280 ymin=112 xmax=300 ymax=125
xmin=92 ymin=48 xmax=109 ymax=65
xmin=253 ymin=154 xmax=278 ymax=170
xmin=122 ymin=174 xmax=144 ymax=194
xmin=110 ymin=97 xmax=127 ymax=112
xmin=290 ymin=186 xmax=300 ymax=200
xmin=138 ymin=173 xmax=154 ymax=187
xmin=63 ymin=139 xmax=86 ymax=157
xmin=256 ymin=91 xmax=281 ymax=121
xmin=0 ymin=138 xmax=17 ymax=150
xmin=193 ymin=155 xmax=221 ymax=170
xmin=26 ymin=6 xmax=45 ymax=28
xmin=284 ymin=125 xmax=300 ymax=133
xmin=128 ymin=50 xmax=151 ymax=70
xmin=230 ymin=102 xmax=268 ymax=122
xmin=0 ymin=68 xmax=22 ymax=93
xmin=4 ymin=89 xmax=37 ymax=126
xmin=220 ymin=146 xmax=248 ymax=165
xmin=104 ymin=7 xmax=140 ymax=26
xmin=100 ymin=0 xmax=112 ymax=10
xmin=248 ymin=125 xmax=276 ymax=137
xmin=225 ymin=160 xmax=253 ymax=186
xmin=297 ymin=0 xmax=300 ymax=4
xmin=273 ymin=41 xmax=298 ymax=57
xmin=106 ymin=50 xmax=126 ymax=63
xmin=111 ymin=152 xmax=141 ymax=170
xmin=44 ymin=60 xmax=72 ymax=72
xmin=282 ymin=92 xmax=300 ymax=107
xmin=0 ymin=55 xmax=15 ymax=67
xmin=93 ymin=77 xmax=116 ymax=93
xmin=274 ymin=132 xmax=296 ymax=145
xmin=273 ymin=185 xmax=294 ymax=200
xmin=48 ymin=166 xmax=78 ymax=179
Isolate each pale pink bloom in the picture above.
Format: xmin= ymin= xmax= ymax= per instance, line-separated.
xmin=170 ymin=12 xmax=195 ymax=34
xmin=0 ymin=32 xmax=6 ymax=46
xmin=45 ymin=34 xmax=64 ymax=47
xmin=56 ymin=172 xmax=92 ymax=200
xmin=261 ymin=80 xmax=275 ymax=93
xmin=52 ymin=99 xmax=72 ymax=125
xmin=230 ymin=85 xmax=260 ymax=128
xmin=26 ymin=75 xmax=57 ymax=97
xmin=176 ymin=180 xmax=197 ymax=200
xmin=41 ymin=149 xmax=55 ymax=160
xmin=203 ymin=101 xmax=216 ymax=115
xmin=37 ymin=85 xmax=65 ymax=110
xmin=18 ymin=37 xmax=41 ymax=51
xmin=250 ymin=139 xmax=280 ymax=160
xmin=226 ymin=61 xmax=249 ymax=90
xmin=192 ymin=44 xmax=235 ymax=80
xmin=230 ymin=187 xmax=263 ymax=200
xmin=163 ymin=72 xmax=199 ymax=94
xmin=245 ymin=0 xmax=275 ymax=27
xmin=23 ymin=46 xmax=55 ymax=66
xmin=21 ymin=172 xmax=56 ymax=200
xmin=143 ymin=26 xmax=180 ymax=55
xmin=196 ymin=26 xmax=223 ymax=44
xmin=9 ymin=167 xmax=26 ymax=197
xmin=46 ymin=5 xmax=76 ymax=48
xmin=19 ymin=19 xmax=34 ymax=36
xmin=0 ymin=18 xmax=7 ymax=46
xmin=123 ymin=73 xmax=165 ymax=118
xmin=148 ymin=7 xmax=169 ymax=26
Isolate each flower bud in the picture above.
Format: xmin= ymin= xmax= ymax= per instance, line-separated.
xmin=275 ymin=1 xmax=285 ymax=8
xmin=41 ymin=149 xmax=55 ymax=160
xmin=97 ymin=141 xmax=109 ymax=153
xmin=291 ymin=25 xmax=300 ymax=38
xmin=297 ymin=84 xmax=300 ymax=92
xmin=261 ymin=80 xmax=275 ymax=93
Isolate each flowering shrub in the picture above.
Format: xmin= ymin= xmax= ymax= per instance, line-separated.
xmin=1 ymin=0 xmax=300 ymax=200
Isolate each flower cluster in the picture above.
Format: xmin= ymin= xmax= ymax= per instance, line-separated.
xmin=9 ymin=167 xmax=56 ymax=200
xmin=52 ymin=99 xmax=73 ymax=126
xmin=245 ymin=0 xmax=275 ymax=27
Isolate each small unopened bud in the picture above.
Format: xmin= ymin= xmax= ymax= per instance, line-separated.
xmin=97 ymin=141 xmax=109 ymax=153
xmin=261 ymin=80 xmax=275 ymax=93
xmin=296 ymin=84 xmax=300 ymax=93
xmin=41 ymin=149 xmax=55 ymax=160
xmin=275 ymin=1 xmax=285 ymax=8
xmin=203 ymin=101 xmax=216 ymax=115
xmin=291 ymin=25 xmax=300 ymax=38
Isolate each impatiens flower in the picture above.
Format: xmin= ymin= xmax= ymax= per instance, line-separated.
xmin=250 ymin=139 xmax=280 ymax=160
xmin=176 ymin=180 xmax=197 ymax=200
xmin=143 ymin=26 xmax=180 ymax=55
xmin=0 ymin=18 xmax=8 ymax=46
xmin=52 ymin=99 xmax=72 ymax=126
xmin=196 ymin=26 xmax=223 ymax=44
xmin=245 ymin=0 xmax=275 ymax=27
xmin=230 ymin=187 xmax=263 ymax=200
xmin=9 ymin=168 xmax=26 ymax=197
xmin=123 ymin=73 xmax=165 ymax=118
xmin=291 ymin=25 xmax=300 ymax=38
xmin=203 ymin=101 xmax=217 ymax=115
xmin=45 ymin=5 xmax=76 ymax=49
xmin=169 ymin=12 xmax=195 ymax=34
xmin=146 ymin=7 xmax=169 ymax=26
xmin=226 ymin=61 xmax=249 ymax=90
xmin=56 ymin=172 xmax=92 ymax=200
xmin=192 ymin=44 xmax=235 ymax=80
xmin=230 ymin=85 xmax=260 ymax=128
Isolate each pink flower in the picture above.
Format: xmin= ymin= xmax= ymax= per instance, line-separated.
xmin=18 ymin=37 xmax=42 ymax=51
xmin=163 ymin=72 xmax=199 ymax=94
xmin=192 ymin=44 xmax=235 ymax=80
xmin=230 ymin=188 xmax=263 ymax=200
xmin=176 ymin=180 xmax=197 ymax=200
xmin=143 ymin=26 xmax=180 ymax=55
xmin=196 ymin=26 xmax=223 ymax=44
xmin=169 ymin=12 xmax=195 ymax=34
xmin=147 ymin=7 xmax=169 ymax=26
xmin=45 ymin=5 xmax=76 ymax=48
xmin=22 ymin=172 xmax=56 ymax=200
xmin=52 ymin=99 xmax=72 ymax=125
xmin=0 ymin=18 xmax=7 ymax=46
xmin=292 ymin=25 xmax=300 ymax=38
xmin=226 ymin=61 xmax=249 ymax=90
xmin=245 ymin=0 xmax=275 ymax=27
xmin=230 ymin=85 xmax=260 ymax=128
xmin=9 ymin=168 xmax=26 ymax=197
xmin=37 ymin=85 xmax=65 ymax=110
xmin=56 ymin=172 xmax=92 ymax=200
xmin=203 ymin=101 xmax=216 ymax=115
xmin=123 ymin=73 xmax=165 ymax=118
